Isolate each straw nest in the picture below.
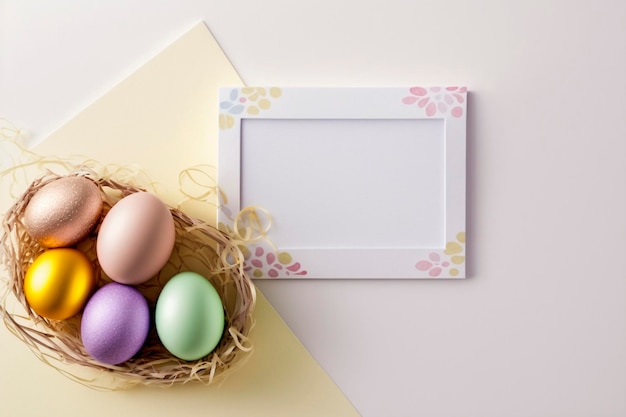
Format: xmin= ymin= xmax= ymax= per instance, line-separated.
xmin=0 ymin=171 xmax=255 ymax=390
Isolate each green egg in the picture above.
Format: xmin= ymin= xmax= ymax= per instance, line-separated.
xmin=155 ymin=272 xmax=225 ymax=361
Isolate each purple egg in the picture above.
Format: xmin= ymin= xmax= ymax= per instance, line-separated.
xmin=81 ymin=283 xmax=150 ymax=365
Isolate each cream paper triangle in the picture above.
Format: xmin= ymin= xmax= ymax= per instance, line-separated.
xmin=7 ymin=22 xmax=360 ymax=416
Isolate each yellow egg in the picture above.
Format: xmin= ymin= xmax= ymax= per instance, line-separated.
xmin=24 ymin=248 xmax=95 ymax=320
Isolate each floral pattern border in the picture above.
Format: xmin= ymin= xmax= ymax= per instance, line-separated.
xmin=219 ymin=87 xmax=282 ymax=130
xmin=415 ymin=232 xmax=465 ymax=277
xmin=402 ymin=86 xmax=466 ymax=118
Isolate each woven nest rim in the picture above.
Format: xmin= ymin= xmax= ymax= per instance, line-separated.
xmin=0 ymin=171 xmax=256 ymax=390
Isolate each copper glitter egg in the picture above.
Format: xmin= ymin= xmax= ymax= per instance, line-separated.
xmin=23 ymin=176 xmax=103 ymax=248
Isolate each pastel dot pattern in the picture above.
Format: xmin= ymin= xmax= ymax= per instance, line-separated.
xmin=415 ymin=232 xmax=465 ymax=277
xmin=219 ymin=87 xmax=282 ymax=129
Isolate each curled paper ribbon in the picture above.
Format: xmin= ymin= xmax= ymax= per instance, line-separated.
xmin=234 ymin=206 xmax=273 ymax=244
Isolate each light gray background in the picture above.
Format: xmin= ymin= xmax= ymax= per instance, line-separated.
xmin=1 ymin=1 xmax=625 ymax=416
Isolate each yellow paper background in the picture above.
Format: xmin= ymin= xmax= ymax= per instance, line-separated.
xmin=1 ymin=22 xmax=359 ymax=417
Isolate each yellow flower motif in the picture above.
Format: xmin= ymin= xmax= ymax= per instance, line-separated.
xmin=444 ymin=241 xmax=463 ymax=255
xmin=258 ymin=99 xmax=271 ymax=110
xmin=278 ymin=252 xmax=292 ymax=265
xmin=219 ymin=114 xmax=234 ymax=130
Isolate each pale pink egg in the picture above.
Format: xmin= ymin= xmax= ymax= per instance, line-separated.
xmin=96 ymin=192 xmax=175 ymax=285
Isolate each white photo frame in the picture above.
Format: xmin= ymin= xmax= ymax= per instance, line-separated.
xmin=218 ymin=87 xmax=466 ymax=279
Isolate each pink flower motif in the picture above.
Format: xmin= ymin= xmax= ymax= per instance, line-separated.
xmin=244 ymin=244 xmax=307 ymax=278
xmin=415 ymin=252 xmax=451 ymax=277
xmin=402 ymin=86 xmax=466 ymax=118
xmin=415 ymin=232 xmax=466 ymax=277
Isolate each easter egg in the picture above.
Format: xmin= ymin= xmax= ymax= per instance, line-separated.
xmin=96 ymin=192 xmax=175 ymax=285
xmin=155 ymin=272 xmax=225 ymax=361
xmin=23 ymin=176 xmax=103 ymax=248
xmin=81 ymin=283 xmax=150 ymax=365
xmin=24 ymin=248 xmax=95 ymax=320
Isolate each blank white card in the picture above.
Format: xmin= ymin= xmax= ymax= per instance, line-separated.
xmin=218 ymin=87 xmax=466 ymax=278
xmin=240 ymin=118 xmax=445 ymax=249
